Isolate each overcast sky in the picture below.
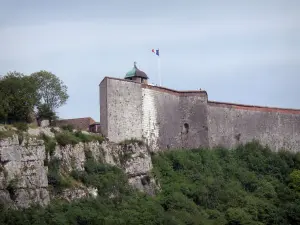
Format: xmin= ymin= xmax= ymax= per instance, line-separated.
xmin=0 ymin=0 xmax=299 ymax=120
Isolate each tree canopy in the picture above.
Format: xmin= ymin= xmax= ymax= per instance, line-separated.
xmin=0 ymin=70 xmax=68 ymax=124
xmin=31 ymin=70 xmax=69 ymax=110
xmin=0 ymin=72 xmax=38 ymax=123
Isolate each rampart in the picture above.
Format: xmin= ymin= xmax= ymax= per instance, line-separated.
xmin=100 ymin=77 xmax=300 ymax=152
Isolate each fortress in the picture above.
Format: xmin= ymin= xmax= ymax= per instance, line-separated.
xmin=100 ymin=63 xmax=300 ymax=152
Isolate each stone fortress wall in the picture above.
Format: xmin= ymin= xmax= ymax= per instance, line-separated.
xmin=100 ymin=77 xmax=300 ymax=152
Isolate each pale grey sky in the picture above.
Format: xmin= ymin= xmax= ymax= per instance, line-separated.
xmin=0 ymin=0 xmax=299 ymax=120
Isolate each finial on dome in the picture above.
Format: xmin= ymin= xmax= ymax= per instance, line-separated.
xmin=134 ymin=61 xmax=137 ymax=68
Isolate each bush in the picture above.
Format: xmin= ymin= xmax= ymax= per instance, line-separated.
xmin=61 ymin=124 xmax=74 ymax=132
xmin=55 ymin=131 xmax=80 ymax=146
xmin=13 ymin=122 xmax=28 ymax=131
xmin=119 ymin=138 xmax=144 ymax=146
xmin=41 ymin=133 xmax=56 ymax=156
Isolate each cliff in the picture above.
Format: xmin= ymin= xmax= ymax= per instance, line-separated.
xmin=0 ymin=126 xmax=158 ymax=208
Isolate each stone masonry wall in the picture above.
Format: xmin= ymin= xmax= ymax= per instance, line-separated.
xmin=100 ymin=78 xmax=143 ymax=143
xmin=100 ymin=77 xmax=209 ymax=151
xmin=208 ymin=102 xmax=300 ymax=152
xmin=100 ymin=78 xmax=108 ymax=137
xmin=141 ymin=86 xmax=180 ymax=151
xmin=179 ymin=94 xmax=209 ymax=149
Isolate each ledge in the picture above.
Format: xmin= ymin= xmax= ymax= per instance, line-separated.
xmin=100 ymin=77 xmax=208 ymax=97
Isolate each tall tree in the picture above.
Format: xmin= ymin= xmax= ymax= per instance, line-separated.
xmin=0 ymin=72 xmax=39 ymax=123
xmin=31 ymin=70 xmax=69 ymax=110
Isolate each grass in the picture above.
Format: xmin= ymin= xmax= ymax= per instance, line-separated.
xmin=55 ymin=131 xmax=105 ymax=147
xmin=0 ymin=130 xmax=15 ymax=140
xmin=12 ymin=122 xmax=28 ymax=132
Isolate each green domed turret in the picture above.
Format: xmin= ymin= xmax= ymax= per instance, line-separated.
xmin=125 ymin=62 xmax=148 ymax=81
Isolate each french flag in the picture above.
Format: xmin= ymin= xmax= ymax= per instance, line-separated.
xmin=152 ymin=49 xmax=159 ymax=56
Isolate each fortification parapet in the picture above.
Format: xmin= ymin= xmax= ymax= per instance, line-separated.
xmin=100 ymin=77 xmax=300 ymax=152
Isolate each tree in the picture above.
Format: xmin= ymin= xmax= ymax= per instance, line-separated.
xmin=30 ymin=70 xmax=69 ymax=111
xmin=36 ymin=103 xmax=58 ymax=124
xmin=0 ymin=72 xmax=39 ymax=123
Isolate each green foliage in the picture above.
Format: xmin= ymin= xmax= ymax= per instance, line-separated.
xmin=0 ymin=130 xmax=15 ymax=140
xmin=47 ymin=158 xmax=72 ymax=193
xmin=0 ymin=72 xmax=39 ymax=123
xmin=55 ymin=130 xmax=104 ymax=146
xmin=30 ymin=70 xmax=69 ymax=110
xmin=60 ymin=124 xmax=74 ymax=132
xmin=55 ymin=131 xmax=80 ymax=146
xmin=1 ymin=141 xmax=300 ymax=225
xmin=41 ymin=133 xmax=56 ymax=156
xmin=36 ymin=103 xmax=57 ymax=123
xmin=12 ymin=122 xmax=29 ymax=131
xmin=119 ymin=138 xmax=144 ymax=146
xmin=289 ymin=169 xmax=300 ymax=192
xmin=74 ymin=131 xmax=104 ymax=144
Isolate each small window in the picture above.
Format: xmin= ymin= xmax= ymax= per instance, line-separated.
xmin=183 ymin=123 xmax=189 ymax=134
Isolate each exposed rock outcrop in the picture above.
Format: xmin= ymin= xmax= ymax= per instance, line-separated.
xmin=53 ymin=141 xmax=158 ymax=196
xmin=0 ymin=134 xmax=49 ymax=208
xmin=0 ymin=127 xmax=159 ymax=208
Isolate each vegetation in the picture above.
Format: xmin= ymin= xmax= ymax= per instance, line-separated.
xmin=0 ymin=72 xmax=39 ymax=123
xmin=41 ymin=133 xmax=57 ymax=156
xmin=55 ymin=130 xmax=104 ymax=146
xmin=0 ymin=70 xmax=68 ymax=124
xmin=119 ymin=138 xmax=144 ymax=146
xmin=0 ymin=130 xmax=15 ymax=140
xmin=1 ymin=141 xmax=300 ymax=225
xmin=12 ymin=122 xmax=29 ymax=132
xmin=31 ymin=70 xmax=69 ymax=111
xmin=36 ymin=103 xmax=58 ymax=124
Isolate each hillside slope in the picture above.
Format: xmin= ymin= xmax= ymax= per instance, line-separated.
xmin=1 ymin=141 xmax=300 ymax=225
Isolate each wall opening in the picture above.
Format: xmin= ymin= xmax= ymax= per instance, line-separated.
xmin=183 ymin=123 xmax=189 ymax=134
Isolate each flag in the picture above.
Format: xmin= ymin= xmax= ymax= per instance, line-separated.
xmin=152 ymin=49 xmax=159 ymax=56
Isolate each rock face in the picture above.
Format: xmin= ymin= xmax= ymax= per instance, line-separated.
xmin=0 ymin=134 xmax=50 ymax=208
xmin=0 ymin=129 xmax=158 ymax=208
xmin=53 ymin=141 xmax=158 ymax=196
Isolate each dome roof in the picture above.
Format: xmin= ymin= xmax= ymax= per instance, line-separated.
xmin=125 ymin=62 xmax=148 ymax=79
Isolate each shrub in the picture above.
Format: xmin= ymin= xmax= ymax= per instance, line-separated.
xmin=55 ymin=131 xmax=80 ymax=146
xmin=74 ymin=131 xmax=94 ymax=143
xmin=61 ymin=124 xmax=74 ymax=132
xmin=13 ymin=122 xmax=28 ymax=131
xmin=119 ymin=138 xmax=144 ymax=146
xmin=41 ymin=133 xmax=56 ymax=155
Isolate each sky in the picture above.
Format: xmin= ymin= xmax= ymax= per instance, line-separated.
xmin=0 ymin=0 xmax=299 ymax=120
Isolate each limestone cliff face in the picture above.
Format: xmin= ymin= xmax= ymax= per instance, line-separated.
xmin=0 ymin=130 xmax=157 ymax=209
xmin=0 ymin=135 xmax=49 ymax=208
xmin=53 ymin=141 xmax=157 ymax=196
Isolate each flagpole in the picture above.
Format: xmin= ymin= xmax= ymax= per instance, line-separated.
xmin=158 ymin=55 xmax=161 ymax=86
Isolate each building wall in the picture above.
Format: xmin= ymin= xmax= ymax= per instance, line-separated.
xmin=100 ymin=79 xmax=108 ymax=136
xmin=208 ymin=102 xmax=300 ymax=152
xmin=141 ymin=86 xmax=181 ymax=151
xmin=100 ymin=78 xmax=143 ymax=143
xmin=100 ymin=77 xmax=209 ymax=151
xmin=179 ymin=94 xmax=209 ymax=149
xmin=100 ymin=77 xmax=300 ymax=152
